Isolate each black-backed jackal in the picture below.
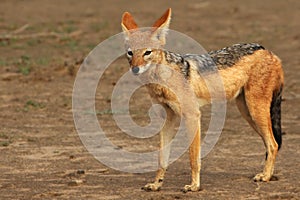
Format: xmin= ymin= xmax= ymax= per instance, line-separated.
xmin=121 ymin=8 xmax=284 ymax=192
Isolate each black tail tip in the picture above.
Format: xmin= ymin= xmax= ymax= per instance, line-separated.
xmin=270 ymin=86 xmax=283 ymax=150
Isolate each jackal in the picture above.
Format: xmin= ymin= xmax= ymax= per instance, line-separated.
xmin=121 ymin=8 xmax=284 ymax=192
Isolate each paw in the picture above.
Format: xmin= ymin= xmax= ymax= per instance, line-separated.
xmin=141 ymin=182 xmax=161 ymax=191
xmin=181 ymin=184 xmax=200 ymax=193
xmin=253 ymin=173 xmax=271 ymax=182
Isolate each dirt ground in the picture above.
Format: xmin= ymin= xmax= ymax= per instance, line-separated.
xmin=1 ymin=0 xmax=299 ymax=199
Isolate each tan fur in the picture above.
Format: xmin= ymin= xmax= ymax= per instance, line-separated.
xmin=121 ymin=8 xmax=284 ymax=192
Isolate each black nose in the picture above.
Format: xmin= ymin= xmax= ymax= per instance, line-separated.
xmin=132 ymin=67 xmax=140 ymax=74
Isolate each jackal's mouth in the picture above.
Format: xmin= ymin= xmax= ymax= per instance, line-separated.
xmin=131 ymin=63 xmax=151 ymax=75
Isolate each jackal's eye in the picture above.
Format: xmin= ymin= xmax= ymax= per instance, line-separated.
xmin=127 ymin=50 xmax=133 ymax=57
xmin=143 ymin=50 xmax=152 ymax=56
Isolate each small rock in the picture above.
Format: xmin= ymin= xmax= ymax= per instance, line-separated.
xmin=77 ymin=169 xmax=85 ymax=174
xmin=68 ymin=179 xmax=83 ymax=186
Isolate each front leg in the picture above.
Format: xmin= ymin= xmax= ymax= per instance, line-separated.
xmin=182 ymin=113 xmax=201 ymax=192
xmin=142 ymin=106 xmax=179 ymax=191
xmin=142 ymin=168 xmax=166 ymax=191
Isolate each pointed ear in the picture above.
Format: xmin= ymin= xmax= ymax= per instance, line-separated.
xmin=152 ymin=8 xmax=172 ymax=45
xmin=121 ymin=12 xmax=138 ymax=36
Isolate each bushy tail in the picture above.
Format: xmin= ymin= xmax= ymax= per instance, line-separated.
xmin=270 ymin=85 xmax=283 ymax=150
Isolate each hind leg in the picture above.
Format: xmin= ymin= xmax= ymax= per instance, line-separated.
xmin=252 ymin=121 xmax=278 ymax=182
xmin=236 ymin=90 xmax=269 ymax=160
xmin=236 ymin=89 xmax=259 ymax=133
xmin=243 ymin=89 xmax=279 ymax=182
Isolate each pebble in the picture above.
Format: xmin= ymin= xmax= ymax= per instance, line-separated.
xmin=68 ymin=179 xmax=83 ymax=186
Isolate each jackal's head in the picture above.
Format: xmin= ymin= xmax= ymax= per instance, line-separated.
xmin=121 ymin=8 xmax=172 ymax=75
